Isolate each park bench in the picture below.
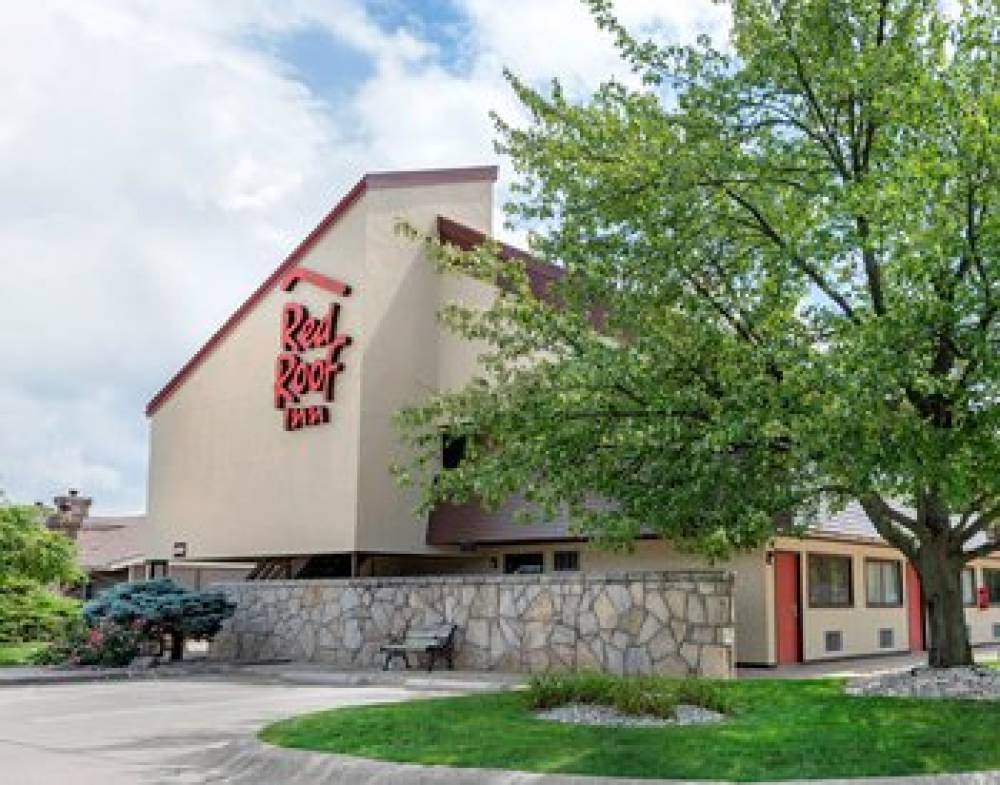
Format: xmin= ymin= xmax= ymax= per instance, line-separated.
xmin=380 ymin=623 xmax=457 ymax=672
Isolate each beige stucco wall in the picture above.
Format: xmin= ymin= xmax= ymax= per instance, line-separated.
xmin=148 ymin=176 xmax=494 ymax=562
xmin=773 ymin=536 xmax=911 ymax=661
xmin=773 ymin=536 xmax=1000 ymax=660
xmin=964 ymin=558 xmax=1000 ymax=646
xmin=355 ymin=182 xmax=494 ymax=554
xmin=147 ymin=197 xmax=367 ymax=561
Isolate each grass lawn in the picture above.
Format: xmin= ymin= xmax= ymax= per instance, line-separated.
xmin=0 ymin=642 xmax=45 ymax=667
xmin=261 ymin=679 xmax=1000 ymax=781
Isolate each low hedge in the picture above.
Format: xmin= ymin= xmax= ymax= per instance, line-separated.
xmin=526 ymin=672 xmax=733 ymax=718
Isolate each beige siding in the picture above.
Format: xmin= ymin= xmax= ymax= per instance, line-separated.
xmin=773 ymin=536 xmax=1000 ymax=660
xmin=965 ymin=560 xmax=1000 ymax=646
xmin=147 ymin=176 xmax=494 ymax=562
xmin=147 ymin=199 xmax=368 ymax=561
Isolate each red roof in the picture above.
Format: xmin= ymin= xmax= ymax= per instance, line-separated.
xmin=145 ymin=166 xmax=498 ymax=417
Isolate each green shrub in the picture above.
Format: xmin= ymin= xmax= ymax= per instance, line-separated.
xmin=527 ymin=672 xmax=732 ymax=718
xmin=83 ymin=578 xmax=235 ymax=660
xmin=0 ymin=578 xmax=81 ymax=644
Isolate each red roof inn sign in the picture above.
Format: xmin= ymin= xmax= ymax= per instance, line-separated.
xmin=273 ymin=267 xmax=352 ymax=431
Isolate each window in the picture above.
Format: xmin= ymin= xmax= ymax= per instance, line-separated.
xmin=993 ymin=623 xmax=1000 ymax=641
xmin=553 ymin=551 xmax=580 ymax=572
xmin=808 ymin=554 xmax=853 ymax=608
xmin=984 ymin=569 xmax=1000 ymax=605
xmin=962 ymin=568 xmax=977 ymax=607
xmin=865 ymin=559 xmax=902 ymax=607
xmin=504 ymin=553 xmax=544 ymax=575
xmin=878 ymin=628 xmax=894 ymax=649
xmin=824 ymin=630 xmax=843 ymax=653
xmin=441 ymin=433 xmax=467 ymax=470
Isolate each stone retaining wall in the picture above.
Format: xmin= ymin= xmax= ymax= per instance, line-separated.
xmin=209 ymin=571 xmax=735 ymax=678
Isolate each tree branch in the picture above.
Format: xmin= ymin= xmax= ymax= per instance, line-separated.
xmin=719 ymin=185 xmax=859 ymax=322
xmin=859 ymin=494 xmax=922 ymax=559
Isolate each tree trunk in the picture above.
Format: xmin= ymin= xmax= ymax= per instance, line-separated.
xmin=913 ymin=538 xmax=972 ymax=668
xmin=169 ymin=631 xmax=185 ymax=661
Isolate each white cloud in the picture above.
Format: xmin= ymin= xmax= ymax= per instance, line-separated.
xmin=0 ymin=0 xmax=727 ymax=514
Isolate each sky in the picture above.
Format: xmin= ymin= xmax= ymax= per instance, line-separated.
xmin=0 ymin=0 xmax=730 ymax=515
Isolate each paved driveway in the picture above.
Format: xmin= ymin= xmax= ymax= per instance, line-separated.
xmin=0 ymin=678 xmax=441 ymax=785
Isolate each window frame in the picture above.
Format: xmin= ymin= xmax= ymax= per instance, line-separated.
xmin=807 ymin=553 xmax=855 ymax=609
xmin=864 ymin=558 xmax=904 ymax=608
xmin=553 ymin=550 xmax=580 ymax=572
xmin=440 ymin=433 xmax=467 ymax=471
xmin=984 ymin=568 xmax=1000 ymax=606
xmin=503 ymin=552 xmax=545 ymax=575
xmin=962 ymin=567 xmax=978 ymax=608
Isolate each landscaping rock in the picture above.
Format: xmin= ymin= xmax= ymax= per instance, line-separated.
xmin=845 ymin=666 xmax=1000 ymax=701
xmin=673 ymin=703 xmax=726 ymax=724
xmin=534 ymin=702 xmax=670 ymax=727
xmin=534 ymin=701 xmax=726 ymax=727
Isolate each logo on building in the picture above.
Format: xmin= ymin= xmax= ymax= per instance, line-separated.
xmin=273 ymin=267 xmax=353 ymax=431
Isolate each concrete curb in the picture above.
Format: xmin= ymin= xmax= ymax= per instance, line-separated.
xmin=0 ymin=664 xmax=523 ymax=692
xmin=0 ymin=667 xmax=166 ymax=687
xmin=193 ymin=738 xmax=1000 ymax=785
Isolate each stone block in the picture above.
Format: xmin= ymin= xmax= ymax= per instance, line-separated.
xmin=621 ymin=607 xmax=645 ymax=637
xmin=594 ymin=591 xmax=618 ymax=630
xmin=680 ymin=642 xmax=700 ymax=671
xmin=665 ymin=589 xmax=686 ymax=619
xmin=699 ymin=645 xmax=732 ymax=678
xmin=646 ymin=591 xmax=670 ymax=623
xmin=705 ymin=596 xmax=732 ymax=625
xmin=576 ymin=639 xmax=603 ymax=671
xmin=637 ymin=613 xmax=662 ymax=645
xmin=465 ymin=618 xmax=490 ymax=649
xmin=578 ymin=611 xmax=599 ymax=637
xmin=606 ymin=583 xmax=632 ymax=613
xmin=652 ymin=653 xmax=691 ymax=676
xmin=624 ymin=646 xmax=653 ymax=675
xmin=690 ymin=625 xmax=717 ymax=644
xmin=686 ymin=593 xmax=706 ymax=624
xmin=524 ymin=621 xmax=549 ymax=650
xmin=524 ymin=590 xmax=555 ymax=621
xmin=605 ymin=643 xmax=624 ymax=674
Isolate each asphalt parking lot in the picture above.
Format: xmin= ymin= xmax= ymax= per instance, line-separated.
xmin=0 ymin=678 xmax=431 ymax=785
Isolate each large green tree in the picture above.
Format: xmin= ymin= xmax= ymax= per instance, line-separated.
xmin=398 ymin=0 xmax=998 ymax=667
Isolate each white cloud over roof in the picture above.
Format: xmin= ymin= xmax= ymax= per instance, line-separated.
xmin=0 ymin=0 xmax=728 ymax=513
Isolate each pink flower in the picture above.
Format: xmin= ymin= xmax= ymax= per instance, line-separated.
xmin=88 ymin=629 xmax=104 ymax=645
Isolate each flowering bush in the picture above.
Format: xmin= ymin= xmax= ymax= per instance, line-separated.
xmin=33 ymin=618 xmax=144 ymax=668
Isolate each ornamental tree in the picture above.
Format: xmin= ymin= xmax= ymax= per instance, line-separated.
xmin=397 ymin=0 xmax=998 ymax=667
xmin=0 ymin=502 xmax=81 ymax=642
xmin=84 ymin=579 xmax=235 ymax=661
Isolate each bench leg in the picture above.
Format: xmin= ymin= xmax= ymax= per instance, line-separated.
xmin=403 ymin=652 xmax=410 ymax=670
xmin=427 ymin=651 xmax=435 ymax=673
xmin=383 ymin=652 xmax=391 ymax=671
